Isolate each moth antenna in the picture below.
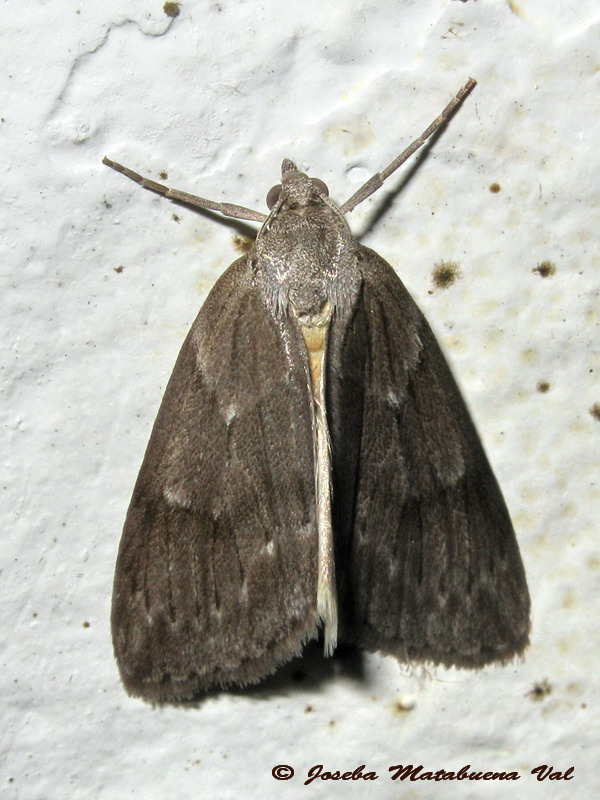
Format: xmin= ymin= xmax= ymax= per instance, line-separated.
xmin=339 ymin=78 xmax=477 ymax=215
xmin=102 ymin=157 xmax=268 ymax=223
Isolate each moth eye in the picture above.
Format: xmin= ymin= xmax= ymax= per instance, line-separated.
xmin=266 ymin=184 xmax=282 ymax=209
xmin=311 ymin=178 xmax=329 ymax=197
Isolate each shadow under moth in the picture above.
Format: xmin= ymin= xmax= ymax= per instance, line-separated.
xmin=105 ymin=79 xmax=530 ymax=702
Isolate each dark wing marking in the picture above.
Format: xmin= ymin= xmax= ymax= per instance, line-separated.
xmin=112 ymin=257 xmax=319 ymax=700
xmin=328 ymin=246 xmax=530 ymax=668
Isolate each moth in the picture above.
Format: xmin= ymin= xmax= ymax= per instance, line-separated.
xmin=105 ymin=79 xmax=530 ymax=701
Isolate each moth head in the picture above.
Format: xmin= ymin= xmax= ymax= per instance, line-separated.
xmin=266 ymin=159 xmax=329 ymax=209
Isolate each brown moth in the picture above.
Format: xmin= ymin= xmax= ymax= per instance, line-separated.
xmin=105 ymin=79 xmax=530 ymax=702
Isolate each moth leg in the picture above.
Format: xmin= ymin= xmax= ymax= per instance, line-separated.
xmin=102 ymin=157 xmax=268 ymax=223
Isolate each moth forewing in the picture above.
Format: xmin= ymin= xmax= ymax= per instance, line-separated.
xmin=297 ymin=302 xmax=338 ymax=655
